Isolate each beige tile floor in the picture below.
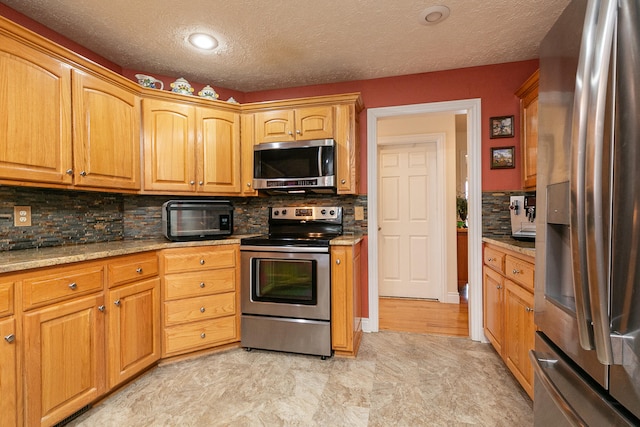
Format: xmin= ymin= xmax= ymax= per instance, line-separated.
xmin=68 ymin=331 xmax=532 ymax=426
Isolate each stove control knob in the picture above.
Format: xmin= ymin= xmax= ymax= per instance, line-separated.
xmin=273 ymin=210 xmax=279 ymax=216
xmin=321 ymin=209 xmax=327 ymax=215
xmin=330 ymin=210 xmax=335 ymax=216
xmin=282 ymin=209 xmax=287 ymax=215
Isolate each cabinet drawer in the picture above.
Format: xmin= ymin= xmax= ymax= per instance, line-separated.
xmin=164 ymin=292 xmax=235 ymax=326
xmin=108 ymin=252 xmax=159 ymax=288
xmin=0 ymin=282 xmax=15 ymax=317
xmin=484 ymin=247 xmax=505 ymax=273
xmin=163 ymin=316 xmax=237 ymax=356
xmin=505 ymin=255 xmax=535 ymax=290
xmin=162 ymin=246 xmax=236 ymax=274
xmin=22 ymin=264 xmax=104 ymax=309
xmin=164 ymin=268 xmax=236 ymax=301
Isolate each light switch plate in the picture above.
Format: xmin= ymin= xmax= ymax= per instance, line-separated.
xmin=14 ymin=206 xmax=32 ymax=227
xmin=354 ymin=206 xmax=364 ymax=221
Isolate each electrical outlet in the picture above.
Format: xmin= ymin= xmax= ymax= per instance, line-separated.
xmin=14 ymin=206 xmax=32 ymax=227
xmin=354 ymin=206 xmax=364 ymax=221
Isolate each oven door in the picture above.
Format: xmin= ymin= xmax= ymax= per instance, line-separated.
xmin=241 ymin=248 xmax=330 ymax=321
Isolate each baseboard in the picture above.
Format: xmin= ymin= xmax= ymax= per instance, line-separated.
xmin=444 ymin=291 xmax=460 ymax=304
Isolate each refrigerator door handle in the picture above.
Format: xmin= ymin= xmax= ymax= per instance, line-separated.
xmin=570 ymin=0 xmax=600 ymax=351
xmin=529 ymin=350 xmax=588 ymax=427
xmin=584 ymin=0 xmax=617 ymax=365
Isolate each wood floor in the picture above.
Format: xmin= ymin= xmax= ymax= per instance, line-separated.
xmin=379 ymin=285 xmax=469 ymax=337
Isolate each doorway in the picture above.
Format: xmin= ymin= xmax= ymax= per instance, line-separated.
xmin=365 ymin=99 xmax=484 ymax=342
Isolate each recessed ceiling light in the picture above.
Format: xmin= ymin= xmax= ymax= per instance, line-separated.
xmin=420 ymin=5 xmax=450 ymax=25
xmin=188 ymin=33 xmax=218 ymax=50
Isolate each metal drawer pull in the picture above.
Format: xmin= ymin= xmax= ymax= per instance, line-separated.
xmin=98 ymin=305 xmax=106 ymax=312
xmin=488 ymin=257 xmax=496 ymax=262
xmin=512 ymin=269 xmax=521 ymax=274
xmin=200 ymin=282 xmax=206 ymax=288
xmin=136 ymin=267 xmax=143 ymax=274
xmin=114 ymin=299 xmax=121 ymax=307
xmin=4 ymin=334 xmax=15 ymax=343
xmin=526 ymin=307 xmax=534 ymax=313
xmin=80 ymin=171 xmax=87 ymax=176
xmin=200 ymin=307 xmax=206 ymax=313
xmin=336 ymin=259 xmax=341 ymax=265
xmin=68 ymin=282 xmax=78 ymax=290
xmin=200 ymin=332 xmax=206 ymax=339
xmin=200 ymin=259 xmax=205 ymax=265
xmin=66 ymin=169 xmax=73 ymax=175
xmin=496 ymin=285 xmax=502 ymax=289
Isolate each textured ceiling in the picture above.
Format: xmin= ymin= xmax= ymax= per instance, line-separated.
xmin=1 ymin=0 xmax=571 ymax=92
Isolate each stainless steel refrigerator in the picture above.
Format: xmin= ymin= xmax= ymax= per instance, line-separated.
xmin=533 ymin=0 xmax=640 ymax=425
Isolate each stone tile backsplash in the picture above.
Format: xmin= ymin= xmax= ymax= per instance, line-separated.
xmin=482 ymin=190 xmax=535 ymax=238
xmin=1 ymin=186 xmax=368 ymax=251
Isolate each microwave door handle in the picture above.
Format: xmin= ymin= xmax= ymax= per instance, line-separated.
xmin=318 ymin=146 xmax=324 ymax=176
xmin=570 ymin=0 xmax=599 ymax=352
xmin=584 ymin=0 xmax=616 ymax=365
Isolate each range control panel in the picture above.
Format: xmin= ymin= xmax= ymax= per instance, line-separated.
xmin=270 ymin=206 xmax=342 ymax=221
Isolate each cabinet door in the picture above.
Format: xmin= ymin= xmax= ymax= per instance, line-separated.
xmin=483 ymin=266 xmax=504 ymax=355
xmin=295 ymin=106 xmax=334 ymax=140
xmin=24 ymin=294 xmax=106 ymax=427
xmin=142 ymin=99 xmax=196 ymax=192
xmin=516 ymin=69 xmax=539 ymax=191
xmin=196 ymin=107 xmax=241 ymax=193
xmin=0 ymin=317 xmax=18 ymax=427
xmin=240 ymin=113 xmax=258 ymax=195
xmin=335 ymin=103 xmax=358 ymax=194
xmin=0 ymin=34 xmax=73 ymax=185
xmin=72 ymin=70 xmax=141 ymax=190
xmin=254 ymin=109 xmax=296 ymax=143
xmin=331 ymin=243 xmax=362 ymax=356
xmin=504 ymin=280 xmax=535 ymax=399
xmin=107 ymin=278 xmax=160 ymax=389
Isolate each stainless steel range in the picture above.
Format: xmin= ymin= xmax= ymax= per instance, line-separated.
xmin=240 ymin=206 xmax=343 ymax=359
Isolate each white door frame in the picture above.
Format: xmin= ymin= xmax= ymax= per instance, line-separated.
xmin=377 ymin=133 xmax=446 ymax=302
xmin=365 ymin=98 xmax=486 ymax=343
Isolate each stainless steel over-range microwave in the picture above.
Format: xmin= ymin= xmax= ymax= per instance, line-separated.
xmin=253 ymin=139 xmax=336 ymax=193
xmin=162 ymin=200 xmax=233 ymax=241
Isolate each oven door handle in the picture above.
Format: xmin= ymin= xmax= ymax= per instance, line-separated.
xmin=240 ymin=245 xmax=330 ymax=253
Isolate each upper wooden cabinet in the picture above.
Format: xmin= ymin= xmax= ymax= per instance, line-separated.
xmin=243 ymin=93 xmax=363 ymax=194
xmin=0 ymin=24 xmax=141 ymax=192
xmin=0 ymin=31 xmax=73 ymax=185
xmin=142 ymin=98 xmax=241 ymax=195
xmin=255 ymin=105 xmax=334 ymax=143
xmin=72 ymin=70 xmax=141 ymax=190
xmin=516 ymin=70 xmax=539 ymax=191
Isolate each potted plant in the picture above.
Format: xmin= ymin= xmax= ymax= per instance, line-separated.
xmin=456 ymin=196 xmax=468 ymax=228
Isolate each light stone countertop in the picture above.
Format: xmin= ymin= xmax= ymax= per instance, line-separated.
xmin=482 ymin=236 xmax=535 ymax=259
xmin=1 ymin=233 xmax=366 ymax=274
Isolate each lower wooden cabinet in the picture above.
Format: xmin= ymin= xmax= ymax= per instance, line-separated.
xmin=482 ymin=242 xmax=535 ymax=400
xmin=504 ymin=279 xmax=535 ymax=398
xmin=161 ymin=245 xmax=240 ymax=358
xmin=24 ymin=293 xmax=106 ymax=427
xmin=330 ymin=242 xmax=362 ymax=357
xmin=0 ymin=316 xmax=18 ymax=427
xmin=107 ymin=277 xmax=161 ymax=389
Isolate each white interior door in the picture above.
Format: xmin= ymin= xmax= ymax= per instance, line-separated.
xmin=378 ymin=142 xmax=442 ymax=299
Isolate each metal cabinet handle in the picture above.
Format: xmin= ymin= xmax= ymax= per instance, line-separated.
xmin=98 ymin=305 xmax=106 ymax=312
xmin=4 ymin=334 xmax=15 ymax=343
xmin=246 ymin=182 xmax=251 ymax=187
xmin=512 ymin=269 xmax=521 ymax=275
xmin=296 ymin=129 xmax=301 ymax=134
xmin=200 ymin=259 xmax=205 ymax=265
xmin=526 ymin=307 xmax=534 ymax=313
xmin=114 ymin=299 xmax=121 ymax=307
xmin=336 ymin=259 xmax=341 ymax=265
xmin=200 ymin=332 xmax=206 ymax=339
xmin=66 ymin=169 xmax=73 ymax=175
xmin=200 ymin=307 xmax=206 ymax=313
xmin=199 ymin=181 xmax=204 ymax=185
xmin=496 ymin=285 xmax=502 ymax=290
xmin=288 ymin=131 xmax=293 ymax=136
xmin=190 ymin=180 xmax=195 ymax=185
xmin=80 ymin=171 xmax=87 ymax=176
xmin=200 ymin=282 xmax=206 ymax=288
xmin=487 ymin=257 xmax=496 ymax=262
xmin=341 ymin=179 xmax=346 ymax=184
xmin=136 ymin=267 xmax=143 ymax=274
xmin=68 ymin=282 xmax=78 ymax=290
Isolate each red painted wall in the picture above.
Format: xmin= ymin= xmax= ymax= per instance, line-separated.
xmin=244 ymin=60 xmax=539 ymax=192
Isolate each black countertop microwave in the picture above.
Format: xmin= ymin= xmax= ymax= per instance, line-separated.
xmin=253 ymin=139 xmax=336 ymax=193
xmin=162 ymin=200 xmax=233 ymax=241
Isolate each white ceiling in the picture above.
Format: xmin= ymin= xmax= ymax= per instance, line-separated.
xmin=1 ymin=0 xmax=571 ymax=92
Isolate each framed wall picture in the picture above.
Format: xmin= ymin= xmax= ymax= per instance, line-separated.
xmin=490 ymin=115 xmax=514 ymax=138
xmin=490 ymin=146 xmax=515 ymax=169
